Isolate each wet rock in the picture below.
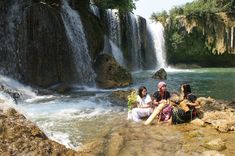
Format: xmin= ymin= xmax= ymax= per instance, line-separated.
xmin=94 ymin=54 xmax=132 ymax=89
xmin=0 ymin=83 xmax=21 ymax=103
xmin=203 ymin=138 xmax=226 ymax=151
xmin=152 ymin=68 xmax=167 ymax=80
xmin=49 ymin=83 xmax=73 ymax=94
xmin=108 ymin=89 xmax=135 ymax=106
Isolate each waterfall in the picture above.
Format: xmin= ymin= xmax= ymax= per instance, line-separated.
xmin=0 ymin=1 xmax=23 ymax=77
xmin=89 ymin=0 xmax=100 ymax=18
xmin=148 ymin=21 xmax=167 ymax=69
xmin=231 ymin=27 xmax=234 ymax=49
xmin=106 ymin=9 xmax=121 ymax=47
xmin=129 ymin=13 xmax=142 ymax=71
xmin=103 ymin=36 xmax=125 ymax=67
xmin=61 ymin=0 xmax=96 ymax=86
xmin=109 ymin=40 xmax=125 ymax=67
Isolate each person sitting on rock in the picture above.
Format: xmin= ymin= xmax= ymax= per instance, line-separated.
xmin=154 ymin=82 xmax=172 ymax=123
xmin=144 ymin=81 xmax=171 ymax=125
xmin=171 ymin=84 xmax=199 ymax=124
xmin=131 ymin=86 xmax=153 ymax=122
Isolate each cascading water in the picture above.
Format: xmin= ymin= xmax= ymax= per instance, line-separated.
xmin=103 ymin=36 xmax=126 ymax=67
xmin=106 ymin=9 xmax=121 ymax=48
xmin=61 ymin=0 xmax=96 ymax=86
xmin=231 ymin=27 xmax=234 ymax=50
xmin=89 ymin=0 xmax=100 ymax=18
xmin=0 ymin=1 xmax=24 ymax=78
xmin=128 ymin=13 xmax=142 ymax=71
xmin=109 ymin=40 xmax=125 ymax=66
xmin=148 ymin=21 xmax=167 ymax=69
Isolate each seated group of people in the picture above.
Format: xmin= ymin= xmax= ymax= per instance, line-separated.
xmin=127 ymin=81 xmax=200 ymax=124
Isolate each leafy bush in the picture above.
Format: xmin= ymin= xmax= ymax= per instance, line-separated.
xmin=93 ymin=0 xmax=136 ymax=12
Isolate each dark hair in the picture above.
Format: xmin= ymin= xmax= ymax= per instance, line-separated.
xmin=153 ymin=91 xmax=170 ymax=101
xmin=187 ymin=94 xmax=197 ymax=102
xmin=181 ymin=84 xmax=191 ymax=99
xmin=138 ymin=86 xmax=147 ymax=98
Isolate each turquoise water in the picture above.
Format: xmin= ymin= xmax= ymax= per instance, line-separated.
xmin=131 ymin=68 xmax=235 ymax=101
xmin=15 ymin=68 xmax=235 ymax=149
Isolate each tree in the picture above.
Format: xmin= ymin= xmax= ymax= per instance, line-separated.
xmin=93 ymin=0 xmax=137 ymax=13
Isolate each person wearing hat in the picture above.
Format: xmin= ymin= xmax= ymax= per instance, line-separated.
xmin=152 ymin=81 xmax=170 ymax=107
xmin=144 ymin=81 xmax=171 ymax=125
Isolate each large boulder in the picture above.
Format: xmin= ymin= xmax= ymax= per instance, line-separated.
xmin=108 ymin=89 xmax=135 ymax=106
xmin=152 ymin=68 xmax=167 ymax=80
xmin=94 ymin=54 xmax=132 ymax=89
xmin=0 ymin=106 xmax=78 ymax=155
xmin=197 ymin=97 xmax=235 ymax=132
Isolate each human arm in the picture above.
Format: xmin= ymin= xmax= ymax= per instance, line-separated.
xmin=139 ymin=94 xmax=152 ymax=108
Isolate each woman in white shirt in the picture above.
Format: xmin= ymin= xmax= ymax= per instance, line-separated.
xmin=131 ymin=86 xmax=153 ymax=122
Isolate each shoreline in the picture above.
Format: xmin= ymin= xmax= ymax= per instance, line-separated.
xmin=1 ymin=95 xmax=235 ymax=155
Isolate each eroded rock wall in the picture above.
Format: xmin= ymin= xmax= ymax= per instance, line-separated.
xmin=166 ymin=12 xmax=235 ymax=67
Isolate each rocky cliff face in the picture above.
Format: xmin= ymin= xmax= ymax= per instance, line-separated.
xmin=19 ymin=2 xmax=78 ymax=87
xmin=0 ymin=0 xmax=131 ymax=88
xmin=165 ymin=12 xmax=235 ymax=67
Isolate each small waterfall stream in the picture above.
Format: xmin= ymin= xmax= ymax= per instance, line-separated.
xmin=129 ymin=13 xmax=142 ymax=70
xmin=109 ymin=40 xmax=125 ymax=66
xmin=231 ymin=27 xmax=234 ymax=49
xmin=61 ymin=0 xmax=96 ymax=86
xmin=106 ymin=9 xmax=121 ymax=48
xmin=89 ymin=0 xmax=100 ymax=18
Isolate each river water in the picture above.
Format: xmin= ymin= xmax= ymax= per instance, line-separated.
xmin=16 ymin=68 xmax=235 ymax=154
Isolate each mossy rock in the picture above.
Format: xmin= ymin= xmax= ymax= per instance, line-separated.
xmin=94 ymin=54 xmax=132 ymax=89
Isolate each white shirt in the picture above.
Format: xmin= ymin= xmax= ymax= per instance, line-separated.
xmin=136 ymin=94 xmax=152 ymax=107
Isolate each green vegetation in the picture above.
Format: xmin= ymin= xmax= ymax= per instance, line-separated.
xmin=155 ymin=0 xmax=235 ymax=66
xmin=151 ymin=0 xmax=232 ymax=22
xmin=150 ymin=11 xmax=168 ymax=24
xmin=183 ymin=0 xmax=232 ymax=15
xmin=93 ymin=0 xmax=137 ymax=12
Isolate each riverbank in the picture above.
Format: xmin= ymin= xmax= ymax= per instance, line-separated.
xmin=1 ymin=95 xmax=235 ymax=155
xmin=0 ymin=100 xmax=78 ymax=155
xmin=80 ymin=96 xmax=235 ymax=156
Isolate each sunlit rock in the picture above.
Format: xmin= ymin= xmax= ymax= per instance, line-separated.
xmin=203 ymin=138 xmax=226 ymax=151
xmin=94 ymin=54 xmax=132 ymax=89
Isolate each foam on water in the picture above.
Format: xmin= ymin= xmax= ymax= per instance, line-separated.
xmin=165 ymin=67 xmax=194 ymax=73
xmin=0 ymin=92 xmax=17 ymax=110
xmin=0 ymin=74 xmax=36 ymax=98
xmin=46 ymin=129 xmax=78 ymax=149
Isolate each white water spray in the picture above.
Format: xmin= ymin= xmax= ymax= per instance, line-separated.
xmin=148 ymin=21 xmax=167 ymax=69
xmin=109 ymin=40 xmax=126 ymax=67
xmin=89 ymin=0 xmax=100 ymax=18
xmin=231 ymin=27 xmax=234 ymax=49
